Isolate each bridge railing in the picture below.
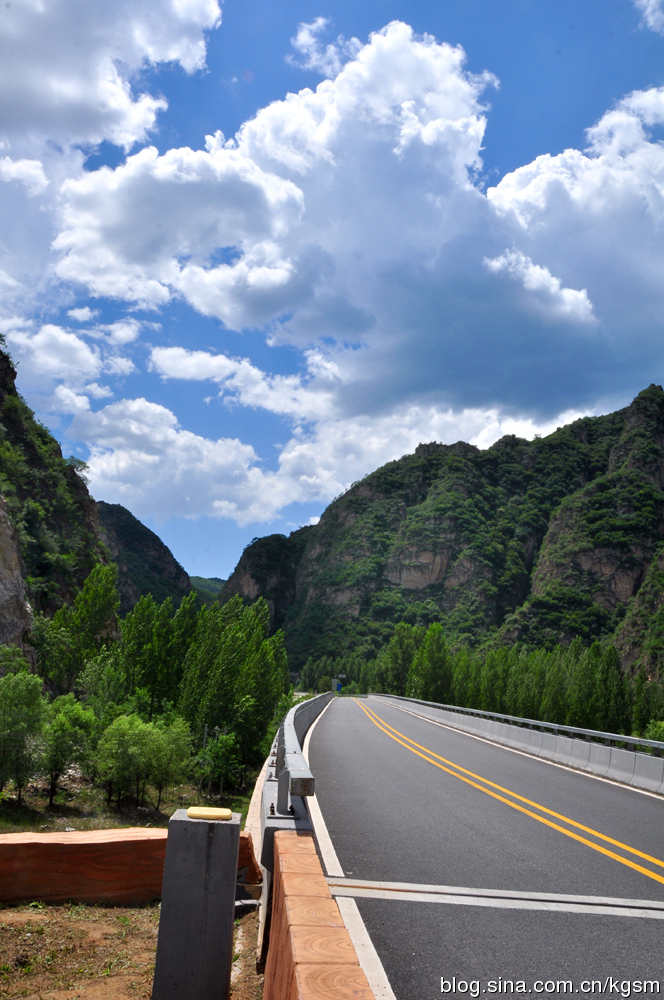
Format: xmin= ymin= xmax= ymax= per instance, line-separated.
xmin=259 ymin=690 xmax=334 ymax=872
xmin=379 ymin=695 xmax=664 ymax=755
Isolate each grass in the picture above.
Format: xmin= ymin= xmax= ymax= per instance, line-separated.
xmin=0 ymin=772 xmax=257 ymax=835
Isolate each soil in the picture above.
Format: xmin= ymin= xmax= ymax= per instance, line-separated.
xmin=0 ymin=904 xmax=263 ymax=1000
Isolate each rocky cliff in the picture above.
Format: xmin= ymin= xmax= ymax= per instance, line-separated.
xmin=0 ymin=348 xmax=103 ymax=615
xmin=97 ymin=502 xmax=191 ymax=615
xmin=221 ymin=386 xmax=664 ymax=673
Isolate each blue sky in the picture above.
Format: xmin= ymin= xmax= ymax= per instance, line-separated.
xmin=2 ymin=0 xmax=664 ymax=578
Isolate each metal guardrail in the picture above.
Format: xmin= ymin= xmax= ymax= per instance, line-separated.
xmin=260 ymin=691 xmax=334 ymax=872
xmin=383 ymin=695 xmax=664 ymax=756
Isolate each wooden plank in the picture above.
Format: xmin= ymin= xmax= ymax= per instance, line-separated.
xmin=238 ymin=830 xmax=262 ymax=884
xmin=0 ymin=828 xmax=168 ymax=905
xmin=290 ymin=964 xmax=375 ymax=1000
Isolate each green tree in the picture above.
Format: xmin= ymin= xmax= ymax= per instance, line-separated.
xmin=40 ymin=695 xmax=96 ymax=805
xmin=383 ymin=623 xmax=424 ymax=696
xmin=95 ymin=714 xmax=152 ymax=806
xmin=0 ymin=668 xmax=44 ymax=801
xmin=32 ymin=563 xmax=120 ymax=694
xmin=407 ymin=623 xmax=451 ymax=703
xmin=149 ymin=717 xmax=192 ymax=810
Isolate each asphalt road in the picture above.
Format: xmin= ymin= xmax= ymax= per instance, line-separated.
xmin=307 ymin=696 xmax=664 ymax=1000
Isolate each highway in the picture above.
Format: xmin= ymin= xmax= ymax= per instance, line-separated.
xmin=307 ymin=696 xmax=664 ymax=1000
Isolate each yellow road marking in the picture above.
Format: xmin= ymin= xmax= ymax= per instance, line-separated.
xmin=360 ymin=701 xmax=664 ymax=872
xmin=354 ymin=700 xmax=664 ymax=888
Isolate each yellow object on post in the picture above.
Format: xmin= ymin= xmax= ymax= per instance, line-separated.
xmin=186 ymin=806 xmax=232 ymax=821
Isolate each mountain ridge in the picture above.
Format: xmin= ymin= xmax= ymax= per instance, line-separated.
xmin=220 ymin=385 xmax=664 ymax=673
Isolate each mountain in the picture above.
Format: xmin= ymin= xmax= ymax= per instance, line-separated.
xmin=221 ymin=385 xmax=664 ymax=673
xmin=190 ymin=576 xmax=226 ymax=604
xmin=97 ymin=502 xmax=191 ymax=615
xmin=0 ymin=348 xmax=103 ymax=639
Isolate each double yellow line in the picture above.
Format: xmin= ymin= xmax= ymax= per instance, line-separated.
xmin=355 ymin=699 xmax=664 ymax=888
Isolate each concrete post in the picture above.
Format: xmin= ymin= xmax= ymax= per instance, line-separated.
xmin=151 ymin=809 xmax=240 ymax=1000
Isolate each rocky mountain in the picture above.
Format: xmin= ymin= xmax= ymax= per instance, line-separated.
xmin=0 ymin=343 xmax=194 ymax=636
xmin=221 ymin=385 xmax=664 ymax=673
xmin=97 ymin=502 xmax=191 ymax=615
xmin=0 ymin=348 xmax=103 ymax=631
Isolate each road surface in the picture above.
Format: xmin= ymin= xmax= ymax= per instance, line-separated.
xmin=307 ymin=696 xmax=664 ymax=1000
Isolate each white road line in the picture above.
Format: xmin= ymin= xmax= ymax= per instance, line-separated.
xmin=326 ymin=877 xmax=664 ymax=913
xmin=303 ymin=697 xmax=397 ymax=1000
xmin=373 ymin=698 xmax=664 ymax=802
xmin=335 ymin=896 xmax=399 ymax=1000
xmin=330 ymin=885 xmax=664 ymax=918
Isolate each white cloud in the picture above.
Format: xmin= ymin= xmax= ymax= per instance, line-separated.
xmin=54 ymin=142 xmax=304 ymax=314
xmin=71 ymin=396 xmax=295 ymax=524
xmin=0 ymin=0 xmax=221 ymax=152
xmin=150 ymin=345 xmax=337 ymax=419
xmin=5 ymin=323 xmax=135 ymax=394
xmin=68 ymin=307 xmax=99 ymax=323
xmin=7 ymin=324 xmax=102 ymax=385
xmin=483 ymin=251 xmax=596 ymax=324
xmin=633 ymin=0 xmax=664 ymax=33
xmin=0 ymin=156 xmax=48 ymax=196
xmin=287 ymin=17 xmax=362 ymax=79
xmin=61 ymin=389 xmax=592 ymax=525
xmin=54 ymin=21 xmax=494 ymax=335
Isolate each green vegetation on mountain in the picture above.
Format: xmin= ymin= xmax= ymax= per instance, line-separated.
xmin=0 ymin=348 xmax=102 ymax=613
xmin=97 ymin=501 xmax=191 ymax=614
xmin=191 ymin=576 xmax=226 ymax=605
xmin=223 ymin=385 xmax=664 ymax=675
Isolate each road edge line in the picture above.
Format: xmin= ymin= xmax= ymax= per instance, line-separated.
xmin=303 ymin=697 xmax=397 ymax=1000
xmin=335 ymin=895 xmax=398 ymax=1000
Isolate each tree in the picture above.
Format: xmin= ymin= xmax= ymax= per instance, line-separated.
xmin=0 ymin=668 xmax=44 ymax=801
xmin=95 ymin=714 xmax=152 ymax=806
xmin=32 ymin=563 xmax=120 ymax=694
xmin=384 ymin=624 xmax=424 ymax=696
xmin=149 ymin=717 xmax=192 ymax=810
xmin=407 ymin=623 xmax=451 ymax=703
xmin=40 ymin=695 xmax=95 ymax=806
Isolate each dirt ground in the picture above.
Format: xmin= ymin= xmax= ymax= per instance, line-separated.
xmin=0 ymin=903 xmax=263 ymax=1000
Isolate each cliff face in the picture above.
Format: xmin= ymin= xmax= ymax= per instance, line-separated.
xmin=0 ymin=349 xmax=103 ymax=615
xmin=222 ymin=386 xmax=664 ymax=672
xmin=97 ymin=502 xmax=191 ymax=615
xmin=0 ymin=493 xmax=32 ymax=645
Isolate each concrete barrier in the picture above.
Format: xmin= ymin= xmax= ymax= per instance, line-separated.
xmin=152 ymin=809 xmax=240 ymax=1000
xmin=607 ymin=746 xmax=636 ymax=785
xmin=379 ymin=696 xmax=664 ymax=796
xmin=263 ymin=831 xmax=375 ymax=1000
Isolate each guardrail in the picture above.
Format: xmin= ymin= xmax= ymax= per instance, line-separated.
xmin=383 ymin=696 xmax=664 ymax=755
xmin=378 ymin=694 xmax=664 ymax=795
xmin=256 ymin=690 xmax=335 ymax=970
xmin=259 ymin=690 xmax=334 ymax=872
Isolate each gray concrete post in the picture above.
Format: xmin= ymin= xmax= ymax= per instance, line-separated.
xmin=151 ymin=809 xmax=240 ymax=1000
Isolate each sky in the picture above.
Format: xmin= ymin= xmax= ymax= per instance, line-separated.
xmin=2 ymin=0 xmax=664 ymax=579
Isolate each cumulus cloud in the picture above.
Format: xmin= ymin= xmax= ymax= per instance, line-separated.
xmin=633 ymin=0 xmax=664 ymax=33
xmin=54 ymin=141 xmax=304 ymax=314
xmin=0 ymin=0 xmax=221 ymax=152
xmin=70 ymin=390 xmax=590 ymax=525
xmin=67 ymin=307 xmax=99 ymax=323
xmin=287 ymin=17 xmax=362 ymax=78
xmin=54 ymin=21 xmax=494 ymax=337
xmin=70 ymin=396 xmax=295 ymax=524
xmin=150 ymin=345 xmax=337 ymax=419
xmin=4 ymin=322 xmax=134 ymax=398
xmin=483 ymin=251 xmax=596 ymax=324
xmin=0 ymin=157 xmax=48 ymax=196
